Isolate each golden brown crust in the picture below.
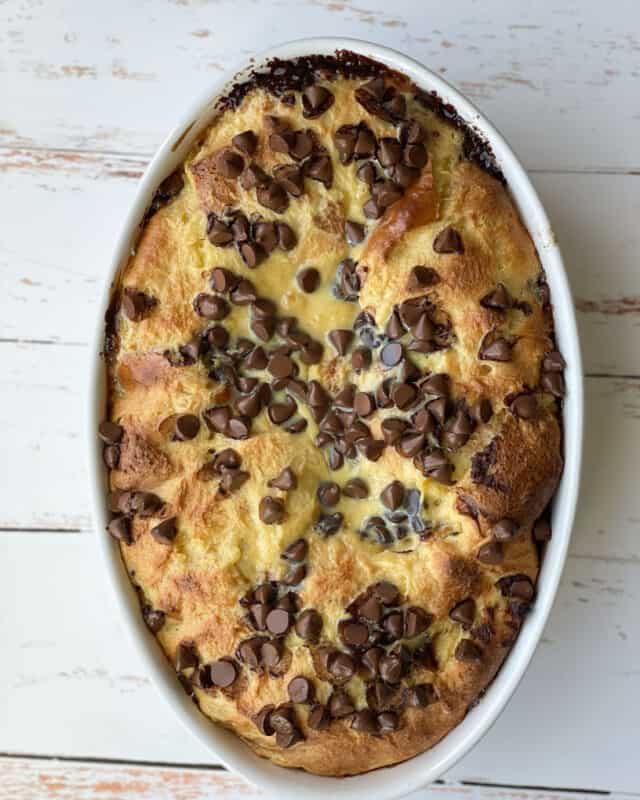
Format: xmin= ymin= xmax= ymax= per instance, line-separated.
xmin=101 ymin=62 xmax=564 ymax=777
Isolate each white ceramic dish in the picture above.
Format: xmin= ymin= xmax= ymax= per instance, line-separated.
xmin=87 ymin=37 xmax=583 ymax=800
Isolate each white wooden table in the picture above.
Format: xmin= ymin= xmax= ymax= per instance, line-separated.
xmin=2 ymin=1 xmax=639 ymax=798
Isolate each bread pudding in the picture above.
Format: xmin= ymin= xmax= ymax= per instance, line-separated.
xmin=99 ymin=51 xmax=565 ymax=776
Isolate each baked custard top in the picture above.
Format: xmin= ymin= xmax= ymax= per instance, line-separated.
xmin=100 ymin=52 xmax=564 ymax=776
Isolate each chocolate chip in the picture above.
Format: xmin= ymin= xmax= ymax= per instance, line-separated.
xmin=499 ymin=575 xmax=535 ymax=601
xmin=257 ymin=181 xmax=289 ymax=213
xmin=268 ymin=467 xmax=297 ymax=491
xmin=380 ymin=341 xmax=403 ymax=368
xmin=265 ymin=607 xmax=292 ymax=636
xmin=421 ymin=373 xmax=449 ymax=398
xmin=329 ymin=690 xmax=355 ymax=718
xmin=230 ymin=214 xmax=250 ymax=243
xmin=102 ymin=445 xmax=119 ymax=469
xmin=300 ymin=339 xmax=323 ymax=365
xmin=411 ymin=313 xmax=433 ymax=342
xmin=333 ymin=383 xmax=355 ymax=409
xmin=379 ymin=654 xmax=402 ymax=684
xmin=349 ymin=393 xmax=373 ymax=421
xmin=176 ymin=641 xmax=198 ymax=671
xmin=377 ymin=137 xmax=402 ymax=167
xmin=479 ymin=334 xmax=513 ymax=362
xmin=270 ymin=705 xmax=295 ymax=735
xmin=351 ymin=346 xmax=371 ymax=371
xmin=345 ymin=220 xmax=365 ymax=245
xmin=283 ymin=563 xmax=307 ymax=586
xmin=407 ymin=265 xmax=439 ymax=291
xmin=207 ymin=217 xmax=234 ymax=247
xmin=269 ymin=127 xmax=295 ymax=153
xmin=98 ymin=421 xmax=124 ymax=445
xmin=377 ymin=711 xmax=399 ymax=733
xmin=194 ymin=293 xmax=229 ymax=321
xmin=241 ymin=162 xmax=269 ymax=190
xmin=450 ymin=598 xmax=476 ymax=628
xmin=314 ymin=511 xmax=343 ymax=536
xmin=403 ymin=142 xmax=427 ymax=169
xmin=203 ymin=405 xmax=231 ymax=434
xmin=354 ymin=127 xmax=377 ymax=158
xmin=142 ymin=605 xmax=165 ymax=633
xmin=254 ymin=705 xmax=275 ymax=735
xmin=276 ymin=725 xmax=304 ymax=749
xmin=372 ymin=179 xmax=403 ymax=208
xmin=415 ymin=450 xmax=453 ymax=484
xmin=339 ymin=619 xmax=369 ymax=648
xmin=356 ymin=161 xmax=377 ymax=187
xmin=544 ymin=350 xmax=566 ymax=372
xmin=383 ymin=611 xmax=404 ymax=641
xmin=334 ymin=125 xmax=357 ymax=163
xmin=380 ymin=481 xmax=404 ymax=511
xmin=227 ymin=416 xmax=250 ymax=439
xmin=260 ymin=495 xmax=286 ymax=524
xmin=209 ymin=658 xmax=237 ymax=688
xmin=306 ymin=154 xmax=333 ymax=188
xmin=308 ymin=704 xmax=330 ymax=730
xmin=343 ymin=478 xmax=369 ymax=498
xmin=150 ymin=516 xmax=177 ymax=546
xmin=455 ymin=639 xmax=482 ymax=662
xmin=433 ymin=226 xmax=464 ymax=254
xmin=378 ymin=419 xmax=405 ymax=447
xmin=281 ymin=538 xmax=307 ymax=563
xmin=493 ymin=518 xmax=518 ymax=541
xmin=268 ymin=397 xmax=297 ymax=425
xmin=542 ymin=371 xmax=565 ymax=397
xmin=404 ymin=606 xmax=433 ymax=637
xmin=302 ymin=84 xmax=334 ymax=118
xmin=471 ymin=398 xmax=493 ymax=424
xmin=107 ymin=515 xmax=132 ymax=544
xmin=261 ymin=639 xmax=283 ymax=667
xmin=481 ymin=283 xmax=513 ymax=310
xmin=273 ymin=224 xmax=295 ymax=253
xmin=210 ymin=267 xmax=238 ymax=293
xmin=229 ymin=128 xmax=256 ymax=154
xmin=288 ymin=676 xmax=314 ymax=704
xmin=328 ymin=329 xmax=353 ymax=356
xmin=277 ymin=591 xmax=301 ymax=613
xmin=237 ymin=637 xmax=266 ymax=668
xmin=511 ymin=393 xmax=538 ymax=419
xmin=477 ymin=540 xmax=504 ymax=564
xmin=174 ymin=414 xmax=200 ymax=441
xmin=295 ymin=609 xmax=322 ymax=641
xmin=328 ymin=651 xmax=356 ymax=681
xmin=533 ymin=517 xmax=552 ymax=542
xmin=291 ymin=130 xmax=314 ymax=161
xmin=398 ymin=120 xmax=424 ymax=145
xmin=368 ymin=582 xmax=397 ymax=606
xmin=363 ymin=197 xmax=382 ymax=219
xmin=351 ymin=709 xmax=378 ymax=733
xmin=249 ymin=603 xmax=269 ymax=631
xmin=268 ymin=353 xmax=294 ymax=379
xmin=216 ymin=148 xmax=244 ymax=178
xmin=403 ymin=683 xmax=434 ymax=708
xmin=392 ymin=383 xmax=417 ymax=410
xmin=317 ymin=481 xmax=341 ymax=507
xmin=357 ymin=438 xmax=386 ymax=461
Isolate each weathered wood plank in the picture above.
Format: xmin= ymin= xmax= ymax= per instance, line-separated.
xmin=2 ymin=756 xmax=636 ymax=800
xmin=2 ymin=337 xmax=638 ymax=564
xmin=1 ymin=0 xmax=639 ymax=172
xmin=1 ymin=146 xmax=639 ymax=375
xmin=1 ymin=533 xmax=638 ymax=789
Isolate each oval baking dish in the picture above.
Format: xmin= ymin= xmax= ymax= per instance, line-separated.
xmin=87 ymin=37 xmax=583 ymax=800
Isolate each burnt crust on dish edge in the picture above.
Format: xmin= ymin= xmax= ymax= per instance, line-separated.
xmin=99 ymin=50 xmax=565 ymax=777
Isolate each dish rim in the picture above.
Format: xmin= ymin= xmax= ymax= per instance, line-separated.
xmin=86 ymin=36 xmax=584 ymax=800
